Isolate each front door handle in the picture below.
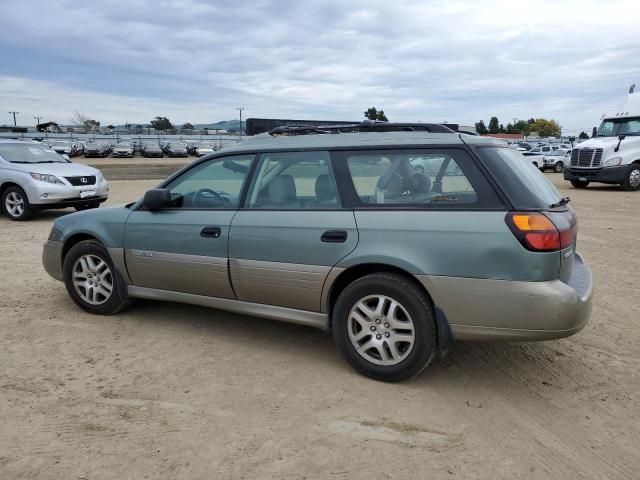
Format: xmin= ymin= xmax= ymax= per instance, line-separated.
xmin=321 ymin=230 xmax=348 ymax=243
xmin=201 ymin=226 xmax=222 ymax=238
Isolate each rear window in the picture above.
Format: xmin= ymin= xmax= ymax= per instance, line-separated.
xmin=476 ymin=147 xmax=562 ymax=209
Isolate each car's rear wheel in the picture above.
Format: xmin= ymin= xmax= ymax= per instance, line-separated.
xmin=63 ymin=240 xmax=130 ymax=315
xmin=621 ymin=164 xmax=640 ymax=191
xmin=332 ymin=273 xmax=437 ymax=382
xmin=554 ymin=162 xmax=564 ymax=173
xmin=2 ymin=186 xmax=34 ymax=221
xmin=570 ymin=179 xmax=589 ymax=188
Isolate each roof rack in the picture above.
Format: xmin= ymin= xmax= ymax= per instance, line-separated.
xmin=268 ymin=121 xmax=455 ymax=136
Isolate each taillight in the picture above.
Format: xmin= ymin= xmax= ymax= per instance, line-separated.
xmin=506 ymin=212 xmax=576 ymax=252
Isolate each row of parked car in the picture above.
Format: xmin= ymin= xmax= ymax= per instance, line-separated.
xmin=40 ymin=139 xmax=223 ymax=159
xmin=504 ymin=141 xmax=574 ymax=173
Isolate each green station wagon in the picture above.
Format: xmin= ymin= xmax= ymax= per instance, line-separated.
xmin=42 ymin=123 xmax=593 ymax=381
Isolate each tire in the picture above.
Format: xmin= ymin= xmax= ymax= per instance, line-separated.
xmin=75 ymin=201 xmax=100 ymax=211
xmin=332 ymin=273 xmax=437 ymax=382
xmin=2 ymin=185 xmax=34 ymax=221
xmin=554 ymin=162 xmax=564 ymax=173
xmin=621 ymin=164 xmax=640 ymax=191
xmin=570 ymin=179 xmax=589 ymax=189
xmin=63 ymin=240 xmax=130 ymax=315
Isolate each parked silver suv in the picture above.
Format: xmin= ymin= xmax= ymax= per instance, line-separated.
xmin=42 ymin=124 xmax=593 ymax=381
xmin=0 ymin=140 xmax=109 ymax=220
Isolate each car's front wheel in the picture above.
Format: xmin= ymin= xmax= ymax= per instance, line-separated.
xmin=2 ymin=186 xmax=34 ymax=221
xmin=63 ymin=240 xmax=130 ymax=315
xmin=570 ymin=179 xmax=589 ymax=188
xmin=75 ymin=201 xmax=101 ymax=211
xmin=332 ymin=273 xmax=437 ymax=382
xmin=621 ymin=164 xmax=640 ymax=191
xmin=554 ymin=162 xmax=564 ymax=173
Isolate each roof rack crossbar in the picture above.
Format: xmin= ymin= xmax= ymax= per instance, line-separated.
xmin=268 ymin=122 xmax=455 ymax=136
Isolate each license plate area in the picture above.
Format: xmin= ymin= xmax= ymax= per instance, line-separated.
xmin=80 ymin=190 xmax=96 ymax=199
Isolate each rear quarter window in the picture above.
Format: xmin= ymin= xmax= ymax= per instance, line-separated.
xmin=475 ymin=147 xmax=562 ymax=210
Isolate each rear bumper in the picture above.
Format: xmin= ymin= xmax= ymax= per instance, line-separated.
xmin=564 ymin=166 xmax=627 ymax=184
xmin=42 ymin=240 xmax=63 ymax=281
xmin=417 ymin=253 xmax=593 ymax=341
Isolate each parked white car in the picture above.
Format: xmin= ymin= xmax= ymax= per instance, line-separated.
xmin=542 ymin=149 xmax=571 ymax=172
xmin=0 ymin=140 xmax=109 ymax=220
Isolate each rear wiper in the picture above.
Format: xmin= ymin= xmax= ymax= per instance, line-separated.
xmin=550 ymin=196 xmax=571 ymax=208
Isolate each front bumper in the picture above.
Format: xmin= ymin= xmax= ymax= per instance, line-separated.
xmin=26 ymin=177 xmax=109 ymax=207
xmin=112 ymin=151 xmax=134 ymax=157
xmin=42 ymin=240 xmax=64 ymax=281
xmin=564 ymin=166 xmax=627 ymax=184
xmin=418 ymin=253 xmax=593 ymax=341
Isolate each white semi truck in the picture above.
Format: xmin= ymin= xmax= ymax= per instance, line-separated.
xmin=564 ymin=84 xmax=640 ymax=191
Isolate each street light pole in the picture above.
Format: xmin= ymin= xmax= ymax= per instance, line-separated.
xmin=34 ymin=115 xmax=42 ymax=126
xmin=236 ymin=107 xmax=245 ymax=139
xmin=9 ymin=111 xmax=19 ymax=126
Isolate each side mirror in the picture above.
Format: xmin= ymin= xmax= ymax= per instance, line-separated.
xmin=143 ymin=188 xmax=171 ymax=210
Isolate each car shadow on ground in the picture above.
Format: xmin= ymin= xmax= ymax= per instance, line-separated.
xmin=0 ymin=209 xmax=73 ymax=223
xmin=118 ymin=298 xmax=559 ymax=384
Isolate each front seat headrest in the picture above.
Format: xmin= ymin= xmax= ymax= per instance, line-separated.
xmin=315 ymin=174 xmax=335 ymax=201
xmin=268 ymin=175 xmax=297 ymax=204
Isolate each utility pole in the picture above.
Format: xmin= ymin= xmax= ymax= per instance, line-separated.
xmin=34 ymin=115 xmax=42 ymax=126
xmin=9 ymin=111 xmax=19 ymax=126
xmin=236 ymin=107 xmax=245 ymax=139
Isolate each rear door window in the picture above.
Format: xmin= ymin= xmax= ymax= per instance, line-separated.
xmin=334 ymin=149 xmax=502 ymax=209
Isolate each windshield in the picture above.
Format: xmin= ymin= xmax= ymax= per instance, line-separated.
xmin=170 ymin=143 xmax=185 ymax=148
xmin=597 ymin=117 xmax=640 ymax=137
xmin=0 ymin=143 xmax=69 ymax=163
xmin=548 ymin=150 xmax=565 ymax=156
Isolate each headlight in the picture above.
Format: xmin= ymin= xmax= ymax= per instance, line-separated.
xmin=30 ymin=172 xmax=64 ymax=184
xmin=603 ymin=156 xmax=622 ymax=167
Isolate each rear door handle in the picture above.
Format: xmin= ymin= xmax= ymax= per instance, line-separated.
xmin=201 ymin=226 xmax=222 ymax=238
xmin=321 ymin=230 xmax=348 ymax=243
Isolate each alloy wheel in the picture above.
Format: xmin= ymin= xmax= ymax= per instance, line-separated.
xmin=347 ymin=295 xmax=415 ymax=366
xmin=72 ymin=254 xmax=114 ymax=305
xmin=630 ymin=168 xmax=640 ymax=188
xmin=5 ymin=191 xmax=25 ymax=218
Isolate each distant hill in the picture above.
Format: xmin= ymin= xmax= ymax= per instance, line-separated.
xmin=192 ymin=120 xmax=245 ymax=131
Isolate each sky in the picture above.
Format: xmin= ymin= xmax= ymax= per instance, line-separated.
xmin=1 ymin=0 xmax=639 ymax=134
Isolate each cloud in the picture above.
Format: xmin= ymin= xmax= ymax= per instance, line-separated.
xmin=1 ymin=0 xmax=639 ymax=133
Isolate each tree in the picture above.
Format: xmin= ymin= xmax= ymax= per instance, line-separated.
xmin=71 ymin=111 xmax=100 ymax=132
xmin=182 ymin=122 xmax=194 ymax=130
xmin=475 ymin=120 xmax=488 ymax=135
xmin=150 ymin=116 xmax=174 ymax=131
xmin=364 ymin=107 xmax=389 ymax=121
xmin=513 ymin=120 xmax=531 ymax=136
xmin=529 ymin=118 xmax=561 ymax=137
xmin=488 ymin=116 xmax=500 ymax=134
xmin=579 ymin=131 xmax=589 ymax=140
xmin=107 ymin=125 xmax=115 ymax=130
xmin=499 ymin=123 xmax=506 ymax=134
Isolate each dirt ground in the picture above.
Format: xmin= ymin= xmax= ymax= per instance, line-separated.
xmin=0 ymin=174 xmax=638 ymax=479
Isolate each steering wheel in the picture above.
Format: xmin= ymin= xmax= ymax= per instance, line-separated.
xmin=193 ymin=188 xmax=230 ymax=208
